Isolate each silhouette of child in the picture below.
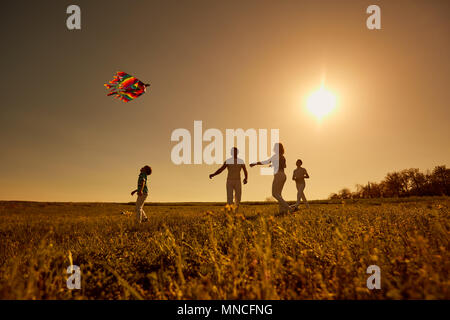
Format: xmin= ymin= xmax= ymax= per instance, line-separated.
xmin=291 ymin=159 xmax=309 ymax=210
xmin=131 ymin=165 xmax=152 ymax=223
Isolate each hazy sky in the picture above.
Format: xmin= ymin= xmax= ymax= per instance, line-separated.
xmin=0 ymin=0 xmax=449 ymax=202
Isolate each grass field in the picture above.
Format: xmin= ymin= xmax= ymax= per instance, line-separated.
xmin=0 ymin=197 xmax=448 ymax=300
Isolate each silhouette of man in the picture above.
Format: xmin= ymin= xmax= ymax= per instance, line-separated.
xmin=209 ymin=147 xmax=248 ymax=211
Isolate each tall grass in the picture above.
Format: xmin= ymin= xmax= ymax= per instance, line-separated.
xmin=0 ymin=198 xmax=448 ymax=299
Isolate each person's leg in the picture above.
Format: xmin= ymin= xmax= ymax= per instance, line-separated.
xmin=296 ymin=182 xmax=308 ymax=208
xmin=234 ymin=180 xmax=242 ymax=211
xmin=296 ymin=182 xmax=305 ymax=206
xmin=135 ymin=194 xmax=148 ymax=223
xmin=279 ymin=174 xmax=289 ymax=211
xmin=299 ymin=183 xmax=309 ymax=208
xmin=141 ymin=194 xmax=148 ymax=221
xmin=295 ymin=184 xmax=302 ymax=207
xmin=142 ymin=194 xmax=149 ymax=221
xmin=135 ymin=194 xmax=144 ymax=223
xmin=226 ymin=180 xmax=234 ymax=206
xmin=272 ymin=173 xmax=289 ymax=213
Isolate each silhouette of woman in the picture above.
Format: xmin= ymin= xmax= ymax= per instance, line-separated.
xmin=250 ymin=143 xmax=290 ymax=214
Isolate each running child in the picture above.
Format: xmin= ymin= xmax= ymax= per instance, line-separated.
xmin=291 ymin=159 xmax=309 ymax=210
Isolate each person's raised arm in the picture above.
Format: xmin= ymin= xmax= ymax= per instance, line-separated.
xmin=242 ymin=164 xmax=248 ymax=184
xmin=250 ymin=156 xmax=272 ymax=167
xmin=304 ymin=169 xmax=310 ymax=179
xmin=209 ymin=163 xmax=227 ymax=179
xmin=131 ymin=189 xmax=137 ymax=196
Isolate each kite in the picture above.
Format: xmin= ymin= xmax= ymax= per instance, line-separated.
xmin=104 ymin=71 xmax=150 ymax=102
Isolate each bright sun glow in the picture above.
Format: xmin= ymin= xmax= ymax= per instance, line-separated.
xmin=306 ymin=87 xmax=336 ymax=119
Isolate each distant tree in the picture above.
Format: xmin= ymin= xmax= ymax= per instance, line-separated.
xmin=354 ymin=184 xmax=366 ymax=199
xmin=368 ymin=182 xmax=383 ymax=198
xmin=353 ymin=182 xmax=380 ymax=198
xmin=405 ymin=168 xmax=426 ymax=196
xmin=384 ymin=172 xmax=404 ymax=197
xmin=328 ymin=193 xmax=339 ymax=200
xmin=399 ymin=169 xmax=412 ymax=195
xmin=330 ymin=165 xmax=448 ymax=199
xmin=338 ymin=188 xmax=352 ymax=199
xmin=431 ymin=165 xmax=449 ymax=195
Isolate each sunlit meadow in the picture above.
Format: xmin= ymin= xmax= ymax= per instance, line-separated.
xmin=0 ymin=198 xmax=448 ymax=299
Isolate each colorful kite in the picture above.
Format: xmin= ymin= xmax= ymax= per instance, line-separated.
xmin=104 ymin=71 xmax=150 ymax=102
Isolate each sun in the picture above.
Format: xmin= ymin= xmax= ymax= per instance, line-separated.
xmin=306 ymin=87 xmax=336 ymax=119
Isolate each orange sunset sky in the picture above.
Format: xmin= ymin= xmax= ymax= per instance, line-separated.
xmin=0 ymin=0 xmax=449 ymax=202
